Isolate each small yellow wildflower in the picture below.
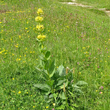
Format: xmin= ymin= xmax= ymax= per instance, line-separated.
xmin=53 ymin=103 xmax=55 ymax=106
xmin=46 ymin=106 xmax=49 ymax=109
xmin=99 ymin=92 xmax=103 ymax=94
xmin=83 ymin=47 xmax=85 ymax=49
xmin=33 ymin=106 xmax=35 ymax=108
xmin=37 ymin=8 xmax=44 ymax=15
xmin=18 ymin=91 xmax=21 ymax=94
xmin=12 ymin=78 xmax=14 ymax=80
xmin=35 ymin=16 xmax=43 ymax=22
xmin=19 ymin=35 xmax=21 ymax=38
xmin=16 ymin=58 xmax=21 ymax=61
xmin=79 ymin=72 xmax=81 ymax=75
xmin=0 ymin=51 xmax=2 ymax=54
xmin=15 ymin=44 xmax=18 ymax=48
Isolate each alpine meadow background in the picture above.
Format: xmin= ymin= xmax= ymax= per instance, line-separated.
xmin=0 ymin=0 xmax=110 ymax=110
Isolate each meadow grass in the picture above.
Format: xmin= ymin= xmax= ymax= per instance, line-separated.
xmin=76 ymin=0 xmax=110 ymax=9
xmin=57 ymin=0 xmax=72 ymax=2
xmin=0 ymin=0 xmax=110 ymax=109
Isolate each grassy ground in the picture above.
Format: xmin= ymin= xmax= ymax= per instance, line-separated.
xmin=0 ymin=0 xmax=110 ymax=109
xmin=76 ymin=0 xmax=110 ymax=9
xmin=57 ymin=0 xmax=72 ymax=2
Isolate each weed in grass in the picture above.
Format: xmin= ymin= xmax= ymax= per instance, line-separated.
xmin=34 ymin=8 xmax=88 ymax=110
xmin=0 ymin=0 xmax=110 ymax=109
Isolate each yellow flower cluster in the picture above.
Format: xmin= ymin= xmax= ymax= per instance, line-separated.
xmin=35 ymin=16 xmax=43 ymax=22
xmin=37 ymin=34 xmax=46 ymax=40
xmin=36 ymin=24 xmax=44 ymax=31
xmin=35 ymin=8 xmax=46 ymax=41
xmin=37 ymin=8 xmax=44 ymax=15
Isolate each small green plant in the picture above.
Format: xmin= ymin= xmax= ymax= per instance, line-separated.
xmin=34 ymin=8 xmax=88 ymax=110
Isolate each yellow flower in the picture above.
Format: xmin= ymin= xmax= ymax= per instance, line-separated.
xmin=19 ymin=35 xmax=21 ymax=39
xmin=46 ymin=106 xmax=49 ymax=108
xmin=37 ymin=8 xmax=44 ymax=15
xmin=99 ymin=92 xmax=103 ymax=94
xmin=53 ymin=103 xmax=55 ymax=106
xmin=42 ymin=35 xmax=46 ymax=39
xmin=33 ymin=106 xmax=35 ymax=108
xmin=37 ymin=34 xmax=42 ymax=39
xmin=16 ymin=58 xmax=21 ymax=61
xmin=36 ymin=24 xmax=44 ymax=31
xmin=18 ymin=91 xmax=21 ymax=94
xmin=79 ymin=72 xmax=81 ymax=75
xmin=35 ymin=16 xmax=43 ymax=22
xmin=37 ymin=35 xmax=46 ymax=40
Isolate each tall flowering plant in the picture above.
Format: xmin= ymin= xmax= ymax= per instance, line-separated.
xmin=34 ymin=8 xmax=87 ymax=110
xmin=35 ymin=8 xmax=46 ymax=41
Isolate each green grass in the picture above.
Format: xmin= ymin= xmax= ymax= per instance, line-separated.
xmin=0 ymin=0 xmax=110 ymax=109
xmin=76 ymin=0 xmax=110 ymax=9
xmin=57 ymin=0 xmax=72 ymax=2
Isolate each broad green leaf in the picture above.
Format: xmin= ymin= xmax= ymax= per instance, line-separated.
xmin=74 ymin=88 xmax=83 ymax=94
xmin=39 ymin=54 xmax=45 ymax=61
xmin=49 ymin=60 xmax=55 ymax=78
xmin=59 ymin=81 xmax=68 ymax=89
xmin=56 ymin=79 xmax=67 ymax=87
xmin=59 ymin=92 xmax=66 ymax=100
xmin=34 ymin=84 xmax=50 ymax=92
xmin=69 ymin=106 xmax=75 ymax=110
xmin=76 ymin=81 xmax=88 ymax=86
xmin=68 ymin=91 xmax=75 ymax=98
xmin=73 ymin=85 xmax=80 ymax=89
xmin=40 ymin=59 xmax=44 ymax=67
xmin=57 ymin=65 xmax=66 ymax=76
xmin=44 ymin=60 xmax=49 ymax=70
xmin=53 ymin=93 xmax=58 ymax=98
xmin=45 ymin=51 xmax=51 ymax=59
xmin=55 ymin=79 xmax=68 ymax=91
xmin=56 ymin=105 xmax=65 ymax=109
xmin=41 ymin=69 xmax=50 ymax=80
xmin=46 ymin=80 xmax=54 ymax=87
xmin=35 ymin=67 xmax=41 ymax=72
xmin=72 ymin=103 xmax=79 ymax=108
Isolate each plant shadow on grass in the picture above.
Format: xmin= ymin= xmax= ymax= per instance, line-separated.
xmin=88 ymin=8 xmax=107 ymax=16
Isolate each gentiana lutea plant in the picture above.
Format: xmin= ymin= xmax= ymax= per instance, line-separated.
xmin=34 ymin=8 xmax=88 ymax=110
